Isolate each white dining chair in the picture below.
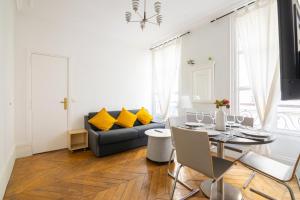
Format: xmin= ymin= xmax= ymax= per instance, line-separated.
xmin=239 ymin=151 xmax=300 ymax=200
xmin=170 ymin=127 xmax=235 ymax=200
xmin=167 ymin=117 xmax=194 ymax=191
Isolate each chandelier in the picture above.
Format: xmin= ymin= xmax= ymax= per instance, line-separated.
xmin=125 ymin=0 xmax=162 ymax=30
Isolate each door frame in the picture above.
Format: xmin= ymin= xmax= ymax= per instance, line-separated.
xmin=26 ymin=50 xmax=71 ymax=154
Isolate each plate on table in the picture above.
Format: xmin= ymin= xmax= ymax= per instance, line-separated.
xmin=207 ymin=130 xmax=221 ymax=137
xmin=240 ymin=129 xmax=271 ymax=138
xmin=184 ymin=122 xmax=204 ymax=127
xmin=194 ymin=128 xmax=221 ymax=137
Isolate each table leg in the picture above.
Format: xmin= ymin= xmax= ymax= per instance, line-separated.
xmin=200 ymin=142 xmax=243 ymax=200
xmin=217 ymin=143 xmax=225 ymax=200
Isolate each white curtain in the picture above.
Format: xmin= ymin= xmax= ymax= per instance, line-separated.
xmin=152 ymin=38 xmax=182 ymax=120
xmin=235 ymin=0 xmax=280 ymax=131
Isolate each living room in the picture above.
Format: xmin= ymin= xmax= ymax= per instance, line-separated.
xmin=1 ymin=0 xmax=300 ymax=199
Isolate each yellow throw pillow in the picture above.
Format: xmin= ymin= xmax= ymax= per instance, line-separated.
xmin=115 ymin=107 xmax=137 ymax=128
xmin=88 ymin=108 xmax=116 ymax=131
xmin=136 ymin=107 xmax=153 ymax=125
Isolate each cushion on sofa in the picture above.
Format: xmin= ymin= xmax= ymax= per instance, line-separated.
xmin=136 ymin=107 xmax=153 ymax=125
xmin=134 ymin=123 xmax=165 ymax=138
xmin=115 ymin=108 xmax=137 ymax=128
xmin=98 ymin=128 xmax=139 ymax=145
xmin=88 ymin=108 xmax=116 ymax=131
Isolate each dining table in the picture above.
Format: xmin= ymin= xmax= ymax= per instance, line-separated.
xmin=180 ymin=124 xmax=276 ymax=200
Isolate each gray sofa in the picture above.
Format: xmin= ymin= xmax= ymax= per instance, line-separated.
xmin=84 ymin=109 xmax=165 ymax=157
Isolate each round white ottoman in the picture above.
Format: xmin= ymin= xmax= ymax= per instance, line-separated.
xmin=145 ymin=129 xmax=174 ymax=162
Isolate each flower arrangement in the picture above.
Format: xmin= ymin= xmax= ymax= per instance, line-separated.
xmin=214 ymin=99 xmax=230 ymax=109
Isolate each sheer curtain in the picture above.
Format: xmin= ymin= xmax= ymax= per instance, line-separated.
xmin=235 ymin=0 xmax=280 ymax=131
xmin=152 ymin=38 xmax=182 ymax=120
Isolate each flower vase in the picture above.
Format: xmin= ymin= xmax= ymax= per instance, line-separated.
xmin=215 ymin=107 xmax=226 ymax=131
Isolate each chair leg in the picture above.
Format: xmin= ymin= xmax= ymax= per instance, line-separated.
xmin=249 ymin=180 xmax=295 ymax=200
xmin=243 ymin=171 xmax=256 ymax=189
xmin=168 ymin=149 xmax=194 ymax=191
xmin=210 ymin=180 xmax=215 ymax=200
xmin=170 ymin=164 xmax=182 ymax=200
xmin=167 ymin=148 xmax=175 ymax=173
xmin=282 ymin=182 xmax=295 ymax=200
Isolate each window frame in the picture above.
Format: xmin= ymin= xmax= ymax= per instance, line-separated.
xmin=234 ymin=50 xmax=300 ymax=135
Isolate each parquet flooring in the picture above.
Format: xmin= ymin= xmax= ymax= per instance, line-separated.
xmin=4 ymin=147 xmax=300 ymax=200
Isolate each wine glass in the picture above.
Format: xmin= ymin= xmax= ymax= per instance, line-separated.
xmin=226 ymin=115 xmax=235 ymax=136
xmin=236 ymin=115 xmax=244 ymax=128
xmin=210 ymin=111 xmax=216 ymax=129
xmin=196 ymin=112 xmax=204 ymax=125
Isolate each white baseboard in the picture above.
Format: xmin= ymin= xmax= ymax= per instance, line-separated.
xmin=0 ymin=147 xmax=16 ymax=199
xmin=15 ymin=144 xmax=32 ymax=158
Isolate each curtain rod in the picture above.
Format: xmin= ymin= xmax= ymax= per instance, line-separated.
xmin=210 ymin=1 xmax=256 ymax=23
xmin=150 ymin=31 xmax=191 ymax=50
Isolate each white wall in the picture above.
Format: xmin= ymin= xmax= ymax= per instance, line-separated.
xmin=0 ymin=0 xmax=16 ymax=198
xmin=181 ymin=17 xmax=231 ymax=113
xmin=15 ymin=7 xmax=152 ymax=155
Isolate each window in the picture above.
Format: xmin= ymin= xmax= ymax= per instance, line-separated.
xmin=236 ymin=50 xmax=300 ymax=133
xmin=151 ymin=39 xmax=182 ymax=120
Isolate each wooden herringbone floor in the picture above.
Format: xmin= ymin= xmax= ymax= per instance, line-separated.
xmin=4 ymin=147 xmax=300 ymax=200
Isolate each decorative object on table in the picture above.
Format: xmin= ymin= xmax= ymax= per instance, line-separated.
xmin=187 ymin=59 xmax=195 ymax=65
xmin=215 ymin=99 xmax=230 ymax=131
xmin=68 ymin=129 xmax=88 ymax=151
xmin=125 ymin=0 xmax=162 ymax=30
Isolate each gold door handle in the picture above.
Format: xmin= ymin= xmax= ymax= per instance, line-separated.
xmin=60 ymin=98 xmax=68 ymax=110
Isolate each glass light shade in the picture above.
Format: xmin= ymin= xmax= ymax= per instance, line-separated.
xmin=140 ymin=21 xmax=145 ymax=30
xmin=132 ymin=0 xmax=139 ymax=12
xmin=125 ymin=12 xmax=131 ymax=22
xmin=156 ymin=14 xmax=162 ymax=25
xmin=154 ymin=1 xmax=161 ymax=13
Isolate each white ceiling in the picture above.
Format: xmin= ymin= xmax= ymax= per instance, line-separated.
xmin=17 ymin=0 xmax=248 ymax=48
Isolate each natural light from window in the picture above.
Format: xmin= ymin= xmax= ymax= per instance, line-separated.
xmin=236 ymin=49 xmax=300 ymax=134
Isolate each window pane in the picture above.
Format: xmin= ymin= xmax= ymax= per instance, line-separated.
xmin=239 ymin=90 xmax=255 ymax=104
xmin=238 ymin=53 xmax=250 ymax=87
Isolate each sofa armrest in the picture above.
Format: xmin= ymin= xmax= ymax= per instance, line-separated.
xmin=84 ymin=116 xmax=101 ymax=156
xmin=87 ymin=129 xmax=101 ymax=156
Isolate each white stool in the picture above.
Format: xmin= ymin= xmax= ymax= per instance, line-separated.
xmin=145 ymin=129 xmax=174 ymax=162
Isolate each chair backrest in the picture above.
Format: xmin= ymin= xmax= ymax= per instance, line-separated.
xmin=171 ymin=127 xmax=215 ymax=178
xmin=186 ymin=112 xmax=212 ymax=124
xmin=167 ymin=116 xmax=186 ymax=148
xmin=242 ymin=117 xmax=254 ymax=127
xmin=226 ymin=115 xmax=254 ymax=127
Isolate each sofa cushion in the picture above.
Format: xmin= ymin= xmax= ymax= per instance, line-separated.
xmin=98 ymin=128 xmax=139 ymax=145
xmin=88 ymin=108 xmax=116 ymax=131
xmin=89 ymin=110 xmax=143 ymax=130
xmin=115 ymin=108 xmax=137 ymax=128
xmin=134 ymin=123 xmax=165 ymax=138
xmin=136 ymin=107 xmax=153 ymax=125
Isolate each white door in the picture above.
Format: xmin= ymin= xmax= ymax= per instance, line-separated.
xmin=31 ymin=53 xmax=68 ymax=154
